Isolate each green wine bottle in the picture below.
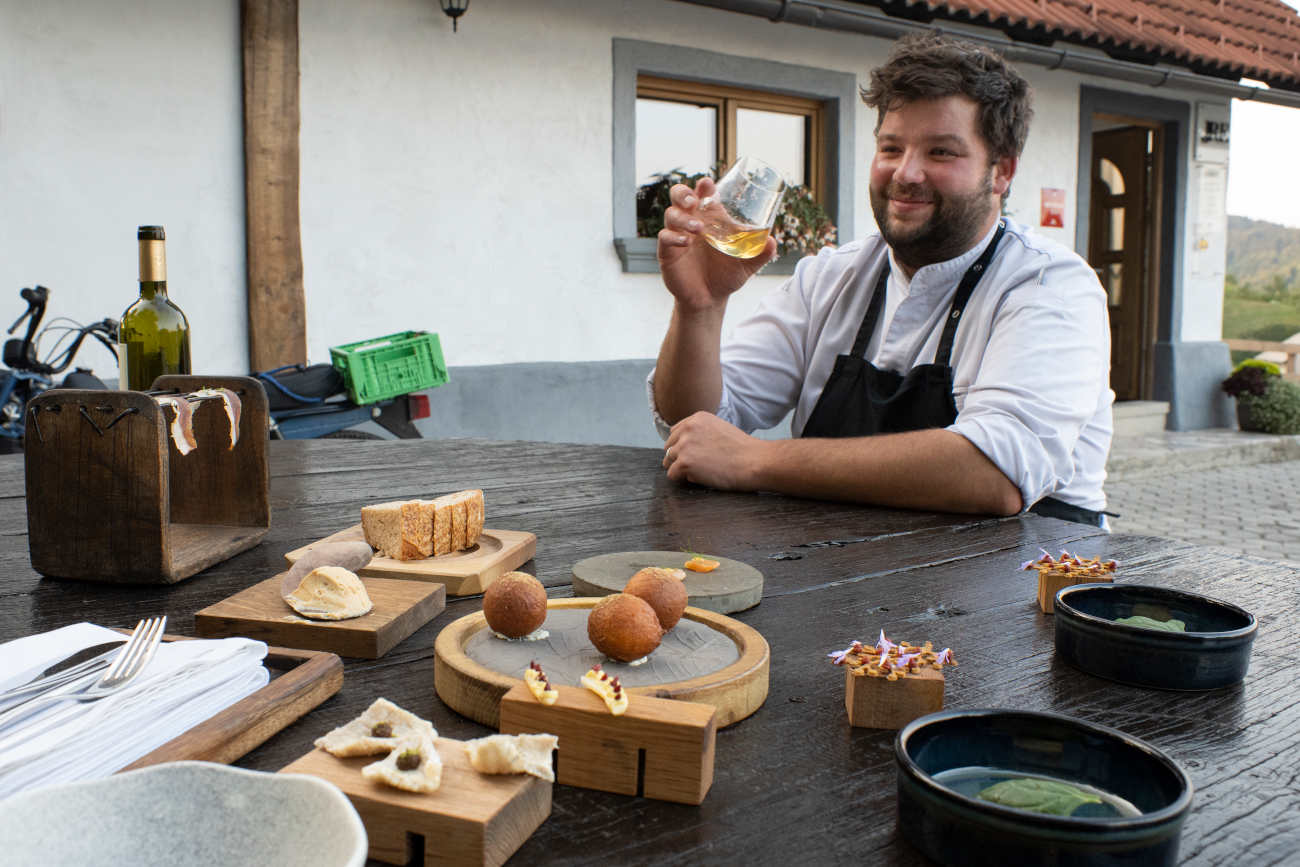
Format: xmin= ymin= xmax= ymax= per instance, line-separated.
xmin=118 ymin=225 xmax=191 ymax=390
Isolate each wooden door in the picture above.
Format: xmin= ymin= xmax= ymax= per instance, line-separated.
xmin=1089 ymin=126 xmax=1157 ymax=401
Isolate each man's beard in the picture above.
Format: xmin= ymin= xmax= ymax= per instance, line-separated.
xmin=869 ymin=170 xmax=998 ymax=272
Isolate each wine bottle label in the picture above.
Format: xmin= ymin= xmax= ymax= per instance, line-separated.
xmin=139 ymin=239 xmax=167 ymax=282
xmin=116 ymin=342 xmax=129 ymax=389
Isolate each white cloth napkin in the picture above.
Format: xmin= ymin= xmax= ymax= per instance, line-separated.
xmin=0 ymin=623 xmax=269 ymax=800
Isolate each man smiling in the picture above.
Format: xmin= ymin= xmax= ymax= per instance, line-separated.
xmin=648 ymin=33 xmax=1114 ymax=525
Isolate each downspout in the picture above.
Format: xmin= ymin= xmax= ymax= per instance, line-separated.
xmin=674 ymin=0 xmax=1300 ymax=109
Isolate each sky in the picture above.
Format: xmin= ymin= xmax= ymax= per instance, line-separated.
xmin=1227 ymin=0 xmax=1300 ymax=228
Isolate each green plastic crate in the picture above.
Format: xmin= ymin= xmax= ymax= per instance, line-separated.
xmin=329 ymin=331 xmax=448 ymax=405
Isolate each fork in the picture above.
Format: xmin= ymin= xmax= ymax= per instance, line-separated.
xmin=0 ymin=616 xmax=167 ymax=728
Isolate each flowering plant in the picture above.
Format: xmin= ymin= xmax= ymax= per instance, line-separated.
xmin=635 ymin=168 xmax=838 ymax=259
xmin=1221 ymin=359 xmax=1279 ymax=398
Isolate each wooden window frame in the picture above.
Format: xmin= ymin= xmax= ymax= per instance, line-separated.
xmin=636 ymin=75 xmax=827 ymax=202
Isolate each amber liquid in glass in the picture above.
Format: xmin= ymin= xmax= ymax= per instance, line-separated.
xmin=703 ymin=226 xmax=770 ymax=259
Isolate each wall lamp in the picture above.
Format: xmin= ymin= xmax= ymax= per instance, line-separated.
xmin=440 ymin=0 xmax=469 ymax=32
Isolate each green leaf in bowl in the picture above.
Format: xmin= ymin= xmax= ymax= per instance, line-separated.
xmin=1115 ymin=615 xmax=1187 ymax=632
xmin=977 ymin=778 xmax=1103 ymax=816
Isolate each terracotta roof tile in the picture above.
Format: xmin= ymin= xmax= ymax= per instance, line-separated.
xmin=847 ymin=0 xmax=1300 ymax=91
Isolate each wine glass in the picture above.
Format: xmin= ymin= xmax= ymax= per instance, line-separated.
xmin=699 ymin=156 xmax=787 ymax=259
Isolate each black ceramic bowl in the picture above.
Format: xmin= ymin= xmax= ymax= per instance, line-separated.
xmin=1054 ymin=583 xmax=1256 ymax=690
xmin=896 ymin=709 xmax=1193 ymax=866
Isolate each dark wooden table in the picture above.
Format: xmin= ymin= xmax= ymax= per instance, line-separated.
xmin=0 ymin=439 xmax=1295 ymax=865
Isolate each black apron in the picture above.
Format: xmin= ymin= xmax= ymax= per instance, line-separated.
xmin=800 ymin=222 xmax=1105 ymax=527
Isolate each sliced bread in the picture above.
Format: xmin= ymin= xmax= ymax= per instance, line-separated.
xmin=360 ymin=499 xmax=434 ymax=560
xmin=432 ymin=489 xmax=484 ymax=552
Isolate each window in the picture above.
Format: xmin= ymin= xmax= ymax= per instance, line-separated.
xmin=612 ymin=39 xmax=856 ymax=274
xmin=634 ymin=76 xmax=825 ymax=199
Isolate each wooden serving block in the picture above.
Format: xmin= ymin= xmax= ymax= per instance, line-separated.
xmin=120 ymin=640 xmax=343 ymax=771
xmin=24 ymin=375 xmax=271 ymax=584
xmin=570 ymin=550 xmax=764 ymax=613
xmin=500 ymin=683 xmax=716 ymax=805
xmin=285 ymin=526 xmax=536 ymax=596
xmin=435 ymin=598 xmax=769 ymax=729
xmin=280 ymin=737 xmax=551 ymax=867
xmin=194 ymin=574 xmax=445 ymax=658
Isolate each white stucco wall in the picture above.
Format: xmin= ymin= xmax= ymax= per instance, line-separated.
xmin=1 ymin=0 xmax=1228 ymax=379
xmin=0 ymin=0 xmax=244 ymax=381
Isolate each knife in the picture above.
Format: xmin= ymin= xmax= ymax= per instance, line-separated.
xmin=0 ymin=640 xmax=125 ymax=700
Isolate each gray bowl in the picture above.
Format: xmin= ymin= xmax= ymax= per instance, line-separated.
xmin=0 ymin=761 xmax=367 ymax=867
xmin=896 ymin=709 xmax=1193 ymax=866
xmin=1054 ymin=583 xmax=1256 ymax=690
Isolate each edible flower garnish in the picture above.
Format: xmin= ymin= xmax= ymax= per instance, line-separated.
xmin=827 ymin=641 xmax=862 ymax=665
xmin=1021 ymin=550 xmax=1118 ymax=578
xmin=827 ymin=631 xmax=957 ymax=680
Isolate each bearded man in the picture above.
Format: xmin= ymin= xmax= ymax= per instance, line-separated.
xmin=648 ymin=33 xmax=1113 ymax=525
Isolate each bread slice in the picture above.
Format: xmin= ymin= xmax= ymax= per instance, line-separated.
xmin=360 ymin=500 xmax=434 ymax=560
xmin=430 ymin=489 xmax=485 ymax=554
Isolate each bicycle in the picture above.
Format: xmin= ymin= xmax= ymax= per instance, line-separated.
xmin=0 ymin=286 xmax=117 ymax=451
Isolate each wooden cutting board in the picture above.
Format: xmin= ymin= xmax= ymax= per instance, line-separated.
xmin=284 ymin=527 xmax=536 ymax=596
xmin=280 ymin=737 xmax=550 ymax=867
xmin=434 ymin=598 xmax=769 ymax=729
xmin=194 ymin=575 xmax=445 ymax=658
xmin=570 ymin=551 xmax=763 ymax=613
xmin=120 ymin=640 xmax=342 ymax=771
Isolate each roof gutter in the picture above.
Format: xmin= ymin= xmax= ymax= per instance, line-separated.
xmin=673 ymin=0 xmax=1300 ymax=109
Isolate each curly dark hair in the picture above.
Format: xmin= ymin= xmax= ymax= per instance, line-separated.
xmin=861 ymin=33 xmax=1033 ymax=163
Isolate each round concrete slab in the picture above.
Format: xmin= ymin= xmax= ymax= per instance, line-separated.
xmin=570 ymin=551 xmax=763 ymax=613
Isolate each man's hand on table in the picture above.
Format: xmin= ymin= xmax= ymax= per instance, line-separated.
xmin=662 ymin=411 xmax=769 ymax=491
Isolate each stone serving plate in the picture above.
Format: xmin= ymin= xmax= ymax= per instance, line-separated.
xmin=1054 ymin=583 xmax=1257 ymax=690
xmin=895 ymin=709 xmax=1193 ymax=867
xmin=0 ymin=761 xmax=367 ymax=867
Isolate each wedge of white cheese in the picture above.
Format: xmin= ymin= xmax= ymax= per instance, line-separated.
xmin=463 ymin=734 xmax=558 ymax=782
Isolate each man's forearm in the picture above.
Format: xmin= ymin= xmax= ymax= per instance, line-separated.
xmin=653 ymin=304 xmax=727 ymax=425
xmin=751 ymin=428 xmax=1023 ymax=515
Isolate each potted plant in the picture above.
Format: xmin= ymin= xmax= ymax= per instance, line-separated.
xmin=636 ymin=168 xmax=837 ymax=260
xmin=1221 ymin=359 xmax=1300 ymax=434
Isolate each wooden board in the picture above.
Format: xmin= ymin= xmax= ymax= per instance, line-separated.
xmin=500 ymin=683 xmax=716 ymax=804
xmin=434 ymin=598 xmax=769 ymax=730
xmin=122 ymin=642 xmax=343 ymax=771
xmin=194 ymin=574 xmax=445 ymax=658
xmin=570 ymin=550 xmax=764 ymax=613
xmin=844 ymin=665 xmax=944 ymax=730
xmin=280 ymin=737 xmax=551 ymax=867
xmin=285 ymin=526 xmax=536 ymax=596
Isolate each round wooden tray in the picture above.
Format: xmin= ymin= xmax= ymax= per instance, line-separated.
xmin=434 ymin=598 xmax=769 ymax=729
xmin=570 ymin=551 xmax=763 ymax=614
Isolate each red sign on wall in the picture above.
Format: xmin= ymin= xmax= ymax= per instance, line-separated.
xmin=1041 ymin=188 xmax=1066 ymax=228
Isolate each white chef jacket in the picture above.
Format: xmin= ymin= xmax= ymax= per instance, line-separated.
xmin=648 ymin=218 xmax=1114 ymax=512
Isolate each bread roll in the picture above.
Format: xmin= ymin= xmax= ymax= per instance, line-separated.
xmin=625 ymin=568 xmax=688 ymax=631
xmin=587 ymin=593 xmax=664 ymax=662
xmin=482 ymin=571 xmax=548 ymax=638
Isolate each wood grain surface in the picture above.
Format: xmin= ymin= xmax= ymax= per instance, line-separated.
xmin=285 ymin=526 xmax=537 ymax=595
xmin=280 ymin=736 xmax=551 ymax=867
xmin=194 ymin=574 xmax=445 ymax=658
xmin=1 ymin=439 xmax=1296 ymax=865
xmin=433 ymin=598 xmax=769 ymax=729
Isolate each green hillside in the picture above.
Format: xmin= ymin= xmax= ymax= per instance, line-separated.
xmin=1223 ymin=216 xmax=1300 ymax=362
xmin=1225 ymin=215 xmax=1300 ymax=295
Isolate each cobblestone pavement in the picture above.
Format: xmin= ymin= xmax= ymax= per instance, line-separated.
xmin=1106 ymin=457 xmax=1300 ymax=566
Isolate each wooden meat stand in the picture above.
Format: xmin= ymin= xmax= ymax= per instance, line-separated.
xmin=24 ymin=375 xmax=269 ymax=583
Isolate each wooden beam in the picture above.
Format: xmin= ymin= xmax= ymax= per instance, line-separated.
xmin=241 ymin=0 xmax=306 ymax=370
